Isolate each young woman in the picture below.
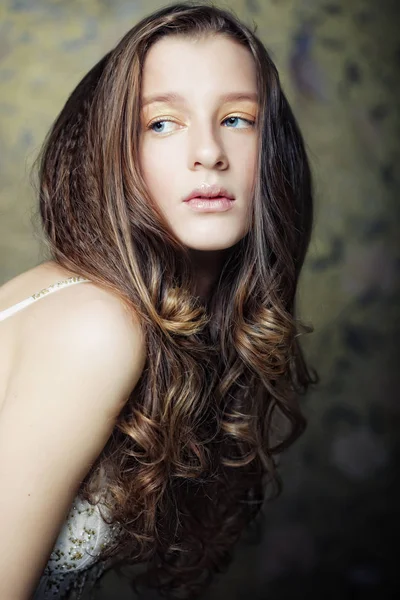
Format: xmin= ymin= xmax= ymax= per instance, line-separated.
xmin=0 ymin=2 xmax=318 ymax=599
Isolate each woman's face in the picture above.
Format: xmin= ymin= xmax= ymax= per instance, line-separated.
xmin=139 ymin=34 xmax=259 ymax=251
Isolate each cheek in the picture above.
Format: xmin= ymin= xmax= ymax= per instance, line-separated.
xmin=140 ymin=143 xmax=172 ymax=193
xmin=236 ymin=142 xmax=258 ymax=187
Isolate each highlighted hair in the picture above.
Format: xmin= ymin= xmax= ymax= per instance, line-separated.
xmin=32 ymin=2 xmax=318 ymax=598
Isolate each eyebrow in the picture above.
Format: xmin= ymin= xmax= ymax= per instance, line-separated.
xmin=141 ymin=91 xmax=259 ymax=108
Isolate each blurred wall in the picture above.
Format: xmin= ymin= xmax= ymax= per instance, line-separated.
xmin=0 ymin=0 xmax=399 ymax=598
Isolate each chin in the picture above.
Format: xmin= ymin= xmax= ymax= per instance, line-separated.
xmin=184 ymin=242 xmax=237 ymax=252
xmin=182 ymin=233 xmax=246 ymax=252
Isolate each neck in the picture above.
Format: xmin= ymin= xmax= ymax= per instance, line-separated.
xmin=187 ymin=248 xmax=231 ymax=302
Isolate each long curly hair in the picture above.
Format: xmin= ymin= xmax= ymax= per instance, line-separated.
xmin=31 ymin=2 xmax=319 ymax=598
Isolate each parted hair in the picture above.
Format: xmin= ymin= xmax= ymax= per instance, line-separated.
xmin=32 ymin=2 xmax=318 ymax=598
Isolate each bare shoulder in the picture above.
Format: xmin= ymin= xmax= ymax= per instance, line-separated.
xmin=14 ymin=261 xmax=147 ymax=414
xmin=18 ymin=260 xmax=145 ymax=338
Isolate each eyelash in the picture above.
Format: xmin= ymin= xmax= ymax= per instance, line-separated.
xmin=147 ymin=115 xmax=256 ymax=133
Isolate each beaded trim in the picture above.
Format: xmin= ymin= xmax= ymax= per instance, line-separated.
xmin=33 ymin=497 xmax=120 ymax=599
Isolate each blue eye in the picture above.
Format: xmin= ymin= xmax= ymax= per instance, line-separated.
xmin=147 ymin=119 xmax=174 ymax=133
xmin=148 ymin=120 xmax=173 ymax=133
xmin=222 ymin=116 xmax=255 ymax=128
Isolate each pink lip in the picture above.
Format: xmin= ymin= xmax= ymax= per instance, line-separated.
xmin=183 ymin=184 xmax=235 ymax=202
xmin=185 ymin=197 xmax=234 ymax=212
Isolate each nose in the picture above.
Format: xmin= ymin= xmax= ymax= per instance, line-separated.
xmin=187 ymin=121 xmax=228 ymax=171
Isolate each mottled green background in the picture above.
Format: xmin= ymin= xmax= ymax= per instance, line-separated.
xmin=1 ymin=0 xmax=399 ymax=598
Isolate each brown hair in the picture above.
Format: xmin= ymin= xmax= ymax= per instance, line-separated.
xmin=32 ymin=2 xmax=318 ymax=598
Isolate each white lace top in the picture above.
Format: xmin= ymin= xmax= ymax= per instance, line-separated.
xmin=0 ymin=276 xmax=123 ymax=599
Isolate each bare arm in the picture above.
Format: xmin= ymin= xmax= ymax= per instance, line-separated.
xmin=0 ymin=296 xmax=146 ymax=599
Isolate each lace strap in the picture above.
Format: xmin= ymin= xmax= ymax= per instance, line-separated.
xmin=0 ymin=276 xmax=91 ymax=322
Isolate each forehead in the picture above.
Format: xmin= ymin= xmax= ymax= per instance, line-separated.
xmin=140 ymin=35 xmax=257 ymax=100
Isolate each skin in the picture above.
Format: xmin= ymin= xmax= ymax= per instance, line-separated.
xmin=139 ymin=34 xmax=259 ymax=300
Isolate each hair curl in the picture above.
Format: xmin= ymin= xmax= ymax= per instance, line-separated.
xmin=31 ymin=2 xmax=319 ymax=598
